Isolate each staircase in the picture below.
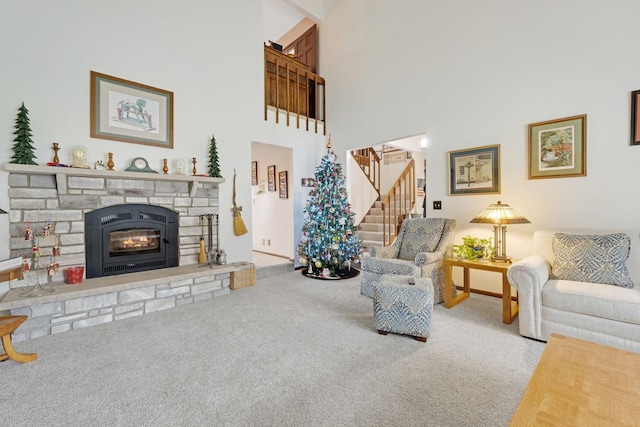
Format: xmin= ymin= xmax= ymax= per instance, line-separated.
xmin=359 ymin=200 xmax=398 ymax=249
xmin=351 ymin=148 xmax=417 ymax=250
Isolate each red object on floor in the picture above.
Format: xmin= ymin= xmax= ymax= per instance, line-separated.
xmin=64 ymin=266 xmax=84 ymax=284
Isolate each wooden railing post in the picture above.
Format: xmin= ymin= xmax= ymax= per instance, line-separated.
xmin=380 ymin=159 xmax=416 ymax=246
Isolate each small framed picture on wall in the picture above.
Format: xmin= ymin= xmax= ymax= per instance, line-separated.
xmin=631 ymin=90 xmax=640 ymax=146
xmin=251 ymin=161 xmax=258 ymax=185
xmin=267 ymin=165 xmax=276 ymax=191
xmin=279 ymin=171 xmax=288 ymax=199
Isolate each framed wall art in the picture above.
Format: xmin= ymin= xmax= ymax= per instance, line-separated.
xmin=90 ymin=71 xmax=174 ymax=148
xmin=631 ymin=90 xmax=640 ymax=146
xmin=251 ymin=161 xmax=258 ymax=185
xmin=267 ymin=165 xmax=276 ymax=191
xmin=279 ymin=171 xmax=288 ymax=199
xmin=448 ymin=144 xmax=500 ymax=196
xmin=528 ymin=114 xmax=586 ymax=179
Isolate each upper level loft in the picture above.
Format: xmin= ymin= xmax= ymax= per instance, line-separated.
xmin=263 ymin=23 xmax=326 ymax=134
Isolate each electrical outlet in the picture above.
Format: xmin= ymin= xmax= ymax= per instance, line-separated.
xmin=267 ymin=239 xmax=271 ymax=246
xmin=433 ymin=201 xmax=442 ymax=210
xmin=261 ymin=239 xmax=265 ymax=245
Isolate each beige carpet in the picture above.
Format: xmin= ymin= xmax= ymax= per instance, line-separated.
xmin=0 ymin=270 xmax=544 ymax=426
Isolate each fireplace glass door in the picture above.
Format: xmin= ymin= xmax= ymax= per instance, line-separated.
xmin=109 ymin=228 xmax=161 ymax=257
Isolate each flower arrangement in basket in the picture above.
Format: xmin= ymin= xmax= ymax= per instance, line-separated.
xmin=453 ymin=235 xmax=494 ymax=261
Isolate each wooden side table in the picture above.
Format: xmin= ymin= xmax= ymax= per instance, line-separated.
xmin=0 ymin=265 xmax=37 ymax=363
xmin=443 ymin=257 xmax=518 ymax=324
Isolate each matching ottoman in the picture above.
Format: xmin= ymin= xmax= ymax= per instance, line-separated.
xmin=373 ymin=274 xmax=434 ymax=342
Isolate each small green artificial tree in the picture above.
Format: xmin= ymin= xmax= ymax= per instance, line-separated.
xmin=208 ymin=134 xmax=222 ymax=178
xmin=11 ymin=102 xmax=38 ymax=165
xmin=297 ymin=146 xmax=363 ymax=278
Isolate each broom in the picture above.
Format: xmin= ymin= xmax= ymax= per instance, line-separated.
xmin=232 ymin=169 xmax=248 ymax=236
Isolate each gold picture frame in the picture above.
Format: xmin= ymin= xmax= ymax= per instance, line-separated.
xmin=528 ymin=115 xmax=586 ymax=179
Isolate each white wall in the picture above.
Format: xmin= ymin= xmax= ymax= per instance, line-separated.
xmin=321 ymin=0 xmax=640 ymax=263
xmin=251 ymin=142 xmax=294 ymax=258
xmin=0 ymin=0 xmax=326 ymax=274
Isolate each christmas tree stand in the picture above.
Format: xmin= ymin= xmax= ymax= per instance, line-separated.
xmin=301 ymin=266 xmax=360 ymax=280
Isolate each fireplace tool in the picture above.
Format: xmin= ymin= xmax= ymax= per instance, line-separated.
xmin=198 ymin=215 xmax=207 ymax=264
xmin=201 ymin=213 xmax=221 ymax=267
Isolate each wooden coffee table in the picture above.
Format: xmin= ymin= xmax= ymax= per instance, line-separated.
xmin=510 ymin=334 xmax=640 ymax=426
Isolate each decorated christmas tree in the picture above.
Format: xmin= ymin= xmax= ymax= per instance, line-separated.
xmin=298 ymin=138 xmax=363 ymax=279
xmin=11 ymin=102 xmax=38 ymax=165
xmin=208 ymin=134 xmax=222 ymax=178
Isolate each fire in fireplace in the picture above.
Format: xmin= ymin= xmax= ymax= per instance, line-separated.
xmin=85 ymin=204 xmax=179 ymax=278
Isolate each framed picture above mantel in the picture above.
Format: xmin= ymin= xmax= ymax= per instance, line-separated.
xmin=90 ymin=71 xmax=174 ymax=148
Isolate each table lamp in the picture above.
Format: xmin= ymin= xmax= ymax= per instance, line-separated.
xmin=470 ymin=201 xmax=530 ymax=263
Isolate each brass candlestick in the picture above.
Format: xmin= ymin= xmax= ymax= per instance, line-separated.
xmin=107 ymin=153 xmax=115 ymax=171
xmin=52 ymin=143 xmax=60 ymax=164
xmin=192 ymin=157 xmax=197 ymax=176
xmin=162 ymin=159 xmax=169 ymax=174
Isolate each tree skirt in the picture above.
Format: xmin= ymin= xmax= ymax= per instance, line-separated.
xmin=301 ymin=268 xmax=360 ymax=280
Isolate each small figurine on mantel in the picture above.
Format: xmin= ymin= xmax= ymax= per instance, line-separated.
xmin=94 ymin=160 xmax=107 ymax=170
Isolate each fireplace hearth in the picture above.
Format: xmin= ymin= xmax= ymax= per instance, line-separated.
xmin=85 ymin=204 xmax=179 ymax=278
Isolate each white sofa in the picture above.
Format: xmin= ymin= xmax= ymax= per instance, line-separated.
xmin=507 ymin=229 xmax=640 ymax=353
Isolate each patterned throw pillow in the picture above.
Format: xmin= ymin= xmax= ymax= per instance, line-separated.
xmin=550 ymin=233 xmax=634 ymax=288
xmin=397 ymin=218 xmax=446 ymax=261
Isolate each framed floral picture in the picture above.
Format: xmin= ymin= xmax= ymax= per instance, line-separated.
xmin=528 ymin=115 xmax=586 ymax=179
xmin=448 ymin=144 xmax=500 ymax=195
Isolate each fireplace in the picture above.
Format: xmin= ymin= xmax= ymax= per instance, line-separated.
xmin=85 ymin=204 xmax=179 ymax=278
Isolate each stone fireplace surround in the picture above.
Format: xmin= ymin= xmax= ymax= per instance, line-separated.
xmin=0 ymin=164 xmax=236 ymax=342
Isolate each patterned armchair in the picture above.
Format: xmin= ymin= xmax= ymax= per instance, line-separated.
xmin=360 ymin=218 xmax=456 ymax=304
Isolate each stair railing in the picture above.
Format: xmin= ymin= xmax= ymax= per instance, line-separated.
xmin=380 ymin=159 xmax=415 ymax=246
xmin=350 ymin=148 xmax=380 ymax=199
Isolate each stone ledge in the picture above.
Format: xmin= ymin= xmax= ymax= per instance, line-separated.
xmin=0 ymin=263 xmax=237 ymax=312
xmin=1 ymin=263 xmax=251 ymax=342
xmin=3 ymin=163 xmax=225 ymax=184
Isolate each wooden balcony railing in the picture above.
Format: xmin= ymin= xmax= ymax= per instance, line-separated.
xmin=380 ymin=159 xmax=416 ymax=246
xmin=264 ymin=45 xmax=326 ymax=134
